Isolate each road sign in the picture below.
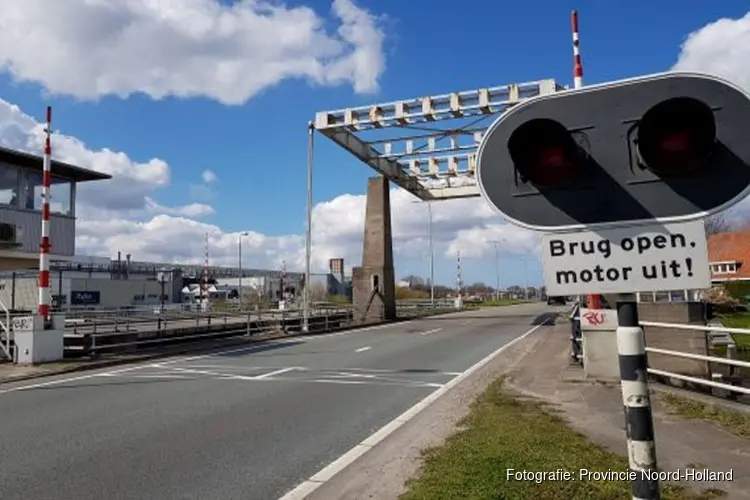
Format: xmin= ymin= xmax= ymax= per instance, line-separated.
xmin=541 ymin=220 xmax=710 ymax=295
xmin=476 ymin=71 xmax=750 ymax=231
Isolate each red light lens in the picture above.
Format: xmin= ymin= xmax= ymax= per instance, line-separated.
xmin=637 ymin=97 xmax=715 ymax=176
xmin=508 ymin=119 xmax=583 ymax=188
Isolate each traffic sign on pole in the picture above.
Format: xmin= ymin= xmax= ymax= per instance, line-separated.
xmin=475 ymin=70 xmax=750 ymax=500
xmin=541 ymin=219 xmax=710 ymax=296
xmin=476 ymin=71 xmax=750 ymax=231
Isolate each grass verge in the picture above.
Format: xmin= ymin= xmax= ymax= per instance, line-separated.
xmin=659 ymin=393 xmax=750 ymax=439
xmin=400 ymin=377 xmax=726 ymax=500
xmin=716 ymin=313 xmax=750 ymax=348
xmin=482 ymin=299 xmax=531 ymax=307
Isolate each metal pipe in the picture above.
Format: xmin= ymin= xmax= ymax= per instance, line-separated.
xmin=303 ymin=122 xmax=314 ymax=332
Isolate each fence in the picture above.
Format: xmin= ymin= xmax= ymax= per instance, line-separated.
xmin=0 ymin=299 xmax=467 ymax=362
xmin=568 ymin=301 xmax=750 ymax=403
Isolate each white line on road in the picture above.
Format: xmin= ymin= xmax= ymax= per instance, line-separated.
xmin=355 ymin=346 xmax=371 ymax=353
xmin=420 ymin=328 xmax=442 ymax=336
xmin=252 ymin=367 xmax=300 ymax=380
xmin=276 ymin=320 xmax=549 ymax=500
xmin=0 ymin=320 xmax=405 ymax=395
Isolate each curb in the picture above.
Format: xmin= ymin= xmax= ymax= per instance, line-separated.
xmin=0 ymin=308 xmax=466 ymax=385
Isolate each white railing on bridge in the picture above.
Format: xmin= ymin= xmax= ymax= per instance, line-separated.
xmin=568 ymin=301 xmax=750 ymax=400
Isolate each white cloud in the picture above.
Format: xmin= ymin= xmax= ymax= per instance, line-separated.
xmin=0 ymin=93 xmax=533 ymax=280
xmin=201 ymin=170 xmax=217 ymax=184
xmin=0 ymin=0 xmax=386 ymax=105
xmin=7 ymin=8 xmax=750 ymax=287
xmin=0 ymin=98 xmax=204 ymax=222
xmin=672 ymin=12 xmax=750 ymax=92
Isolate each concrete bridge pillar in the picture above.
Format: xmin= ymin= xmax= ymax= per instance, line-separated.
xmin=352 ymin=176 xmax=397 ymax=323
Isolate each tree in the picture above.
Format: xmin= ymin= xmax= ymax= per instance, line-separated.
xmin=400 ymin=275 xmax=425 ymax=287
xmin=705 ymin=213 xmax=733 ymax=236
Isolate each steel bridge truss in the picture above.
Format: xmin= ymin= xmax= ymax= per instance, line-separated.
xmin=313 ymin=79 xmax=565 ymax=200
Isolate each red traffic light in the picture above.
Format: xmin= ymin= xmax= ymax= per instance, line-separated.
xmin=508 ymin=118 xmax=583 ymax=188
xmin=637 ymin=97 xmax=716 ymax=176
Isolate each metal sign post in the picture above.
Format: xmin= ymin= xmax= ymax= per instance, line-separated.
xmin=474 ymin=69 xmax=750 ymax=500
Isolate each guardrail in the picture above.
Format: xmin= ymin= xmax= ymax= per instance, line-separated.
xmin=66 ymin=308 xmax=355 ymax=358
xmin=640 ymin=320 xmax=750 ymax=401
xmin=567 ymin=301 xmax=750 ymax=402
xmin=60 ymin=301 xmax=467 ymax=358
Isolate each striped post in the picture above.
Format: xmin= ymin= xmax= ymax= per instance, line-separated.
xmin=38 ymin=106 xmax=52 ymax=320
xmin=616 ymin=299 xmax=660 ymax=500
xmin=456 ymin=250 xmax=462 ymax=299
xmin=571 ymin=10 xmax=584 ymax=89
xmin=571 ymin=10 xmax=600 ymax=310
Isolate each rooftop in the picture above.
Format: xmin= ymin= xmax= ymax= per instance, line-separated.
xmin=0 ymin=146 xmax=112 ymax=183
xmin=707 ymin=231 xmax=750 ymax=280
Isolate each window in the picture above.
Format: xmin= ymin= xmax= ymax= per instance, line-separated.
xmin=0 ymin=164 xmax=19 ymax=207
xmin=24 ymin=170 xmax=72 ymax=215
xmin=710 ymin=262 xmax=738 ymax=274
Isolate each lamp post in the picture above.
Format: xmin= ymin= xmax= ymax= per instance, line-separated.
xmin=413 ymin=200 xmax=435 ymax=306
xmin=303 ymin=121 xmax=314 ymax=332
xmin=488 ymin=240 xmax=502 ymax=300
xmin=238 ymin=231 xmax=249 ymax=307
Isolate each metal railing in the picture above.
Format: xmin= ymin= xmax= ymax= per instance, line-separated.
xmin=568 ymin=301 xmax=750 ymax=402
xmin=640 ymin=320 xmax=750 ymax=399
xmin=72 ymin=307 xmax=355 ymax=356
xmin=0 ymin=299 xmax=12 ymax=361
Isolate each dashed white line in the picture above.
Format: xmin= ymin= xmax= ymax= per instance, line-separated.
xmin=355 ymin=346 xmax=371 ymax=353
xmin=276 ymin=321 xmax=548 ymax=500
xmin=252 ymin=367 xmax=301 ymax=380
xmin=420 ymin=328 xmax=442 ymax=336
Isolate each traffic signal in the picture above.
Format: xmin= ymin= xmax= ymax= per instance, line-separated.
xmin=476 ymin=72 xmax=750 ymax=231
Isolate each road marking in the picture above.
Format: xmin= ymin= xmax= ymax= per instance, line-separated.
xmin=0 ymin=319 xmax=408 ymax=395
xmin=420 ymin=328 xmax=442 ymax=336
xmin=308 ymin=379 xmax=443 ymax=388
xmin=355 ymin=346 xmax=371 ymax=353
xmin=166 ymin=366 xmax=259 ymax=381
xmin=252 ymin=367 xmax=300 ymax=380
xmin=276 ymin=320 xmax=550 ymax=500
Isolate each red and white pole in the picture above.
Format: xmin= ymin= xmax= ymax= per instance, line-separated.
xmin=38 ymin=106 xmax=52 ymax=320
xmin=456 ymin=251 xmax=462 ymax=299
xmin=571 ymin=10 xmax=599 ymax=309
xmin=571 ymin=10 xmax=584 ymax=89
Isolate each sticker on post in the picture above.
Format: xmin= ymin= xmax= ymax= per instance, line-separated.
xmin=541 ymin=220 xmax=710 ymax=296
xmin=11 ymin=316 xmax=34 ymax=332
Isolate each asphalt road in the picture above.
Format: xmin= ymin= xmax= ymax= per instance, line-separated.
xmin=0 ymin=303 xmax=560 ymax=500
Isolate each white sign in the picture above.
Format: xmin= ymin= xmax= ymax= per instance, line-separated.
xmin=11 ymin=315 xmax=34 ymax=332
xmin=542 ymin=220 xmax=710 ymax=295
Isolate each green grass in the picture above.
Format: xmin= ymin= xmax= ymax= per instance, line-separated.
xmin=717 ymin=313 xmax=750 ymax=348
xmin=482 ymin=299 xmax=530 ymax=307
xmin=659 ymin=393 xmax=750 ymax=439
xmin=400 ymin=377 xmax=725 ymax=500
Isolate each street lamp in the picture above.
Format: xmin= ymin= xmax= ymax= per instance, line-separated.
xmin=413 ymin=200 xmax=435 ymax=306
xmin=303 ymin=121 xmax=314 ymax=332
xmin=238 ymin=231 xmax=249 ymax=307
xmin=488 ymin=240 xmax=503 ymax=300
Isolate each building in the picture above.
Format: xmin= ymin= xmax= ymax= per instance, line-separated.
xmin=706 ymin=231 xmax=750 ymax=283
xmin=0 ymin=268 xmax=179 ymax=311
xmin=0 ymin=146 xmax=111 ymax=270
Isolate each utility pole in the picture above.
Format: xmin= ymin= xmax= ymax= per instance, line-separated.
xmin=413 ymin=200 xmax=435 ymax=306
xmin=238 ymin=232 xmax=248 ymax=306
xmin=488 ymin=240 xmax=503 ymax=300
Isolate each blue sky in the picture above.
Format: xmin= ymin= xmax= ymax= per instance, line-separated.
xmin=0 ymin=0 xmax=747 ymax=288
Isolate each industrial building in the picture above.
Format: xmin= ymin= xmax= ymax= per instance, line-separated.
xmin=0 ymin=254 xmax=351 ymax=311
